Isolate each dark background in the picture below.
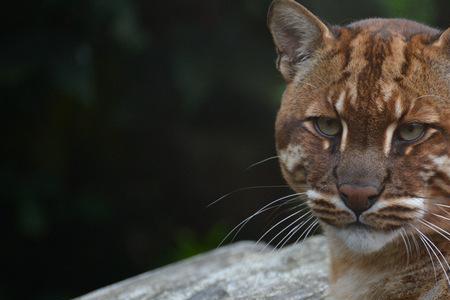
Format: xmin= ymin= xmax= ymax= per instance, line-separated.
xmin=2 ymin=0 xmax=448 ymax=299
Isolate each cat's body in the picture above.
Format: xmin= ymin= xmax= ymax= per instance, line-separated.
xmin=268 ymin=1 xmax=450 ymax=299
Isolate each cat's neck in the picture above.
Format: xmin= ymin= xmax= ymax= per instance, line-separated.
xmin=325 ymin=229 xmax=449 ymax=300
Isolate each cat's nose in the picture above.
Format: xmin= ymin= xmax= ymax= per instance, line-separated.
xmin=338 ymin=184 xmax=379 ymax=216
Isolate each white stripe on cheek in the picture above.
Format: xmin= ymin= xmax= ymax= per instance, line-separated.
xmin=384 ymin=123 xmax=397 ymax=156
xmin=340 ymin=121 xmax=348 ymax=152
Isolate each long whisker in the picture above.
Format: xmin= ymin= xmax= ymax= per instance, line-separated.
xmin=294 ymin=219 xmax=319 ymax=246
xmin=218 ymin=193 xmax=303 ymax=247
xmin=410 ymin=232 xmax=421 ymax=256
xmin=403 ymin=228 xmax=414 ymax=260
xmin=256 ymin=205 xmax=309 ymax=245
xmin=400 ymin=229 xmax=410 ymax=265
xmin=245 ymin=156 xmax=279 ymax=171
xmin=414 ymin=226 xmax=450 ymax=286
xmin=420 ymin=220 xmax=450 ymax=241
xmin=435 ymin=203 xmax=450 ymax=209
xmin=208 ymin=185 xmax=290 ymax=207
xmin=422 ymin=235 xmax=450 ymax=287
xmin=431 ymin=213 xmax=450 ymax=222
xmin=273 ymin=214 xmax=314 ymax=251
xmin=278 ymin=218 xmax=317 ymax=250
xmin=229 ymin=194 xmax=305 ymax=244
xmin=412 ymin=94 xmax=449 ymax=102
xmin=414 ymin=228 xmax=438 ymax=282
xmin=264 ymin=211 xmax=312 ymax=251
xmin=420 ymin=233 xmax=450 ymax=278
xmin=262 ymin=199 xmax=307 ymax=225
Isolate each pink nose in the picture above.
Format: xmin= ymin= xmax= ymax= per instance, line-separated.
xmin=338 ymin=184 xmax=379 ymax=216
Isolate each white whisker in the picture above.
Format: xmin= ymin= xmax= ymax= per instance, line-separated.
xmin=279 ymin=218 xmax=317 ymax=250
xmin=431 ymin=213 xmax=450 ymax=221
xmin=416 ymin=229 xmax=438 ymax=283
xmin=400 ymin=229 xmax=410 ymax=265
xmin=414 ymin=226 xmax=450 ymax=286
xmin=218 ymin=193 xmax=303 ymax=247
xmin=421 ymin=220 xmax=450 ymax=242
xmin=264 ymin=211 xmax=312 ymax=251
xmin=295 ymin=220 xmax=319 ymax=246
xmin=208 ymin=185 xmax=291 ymax=207
xmin=273 ymin=215 xmax=315 ymax=251
xmin=256 ymin=206 xmax=309 ymax=245
xmin=435 ymin=203 xmax=450 ymax=209
xmin=245 ymin=156 xmax=279 ymax=171
xmin=410 ymin=233 xmax=421 ymax=256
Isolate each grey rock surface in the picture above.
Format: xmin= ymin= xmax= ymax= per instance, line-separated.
xmin=76 ymin=235 xmax=330 ymax=300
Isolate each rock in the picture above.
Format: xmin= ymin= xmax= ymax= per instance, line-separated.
xmin=76 ymin=235 xmax=330 ymax=300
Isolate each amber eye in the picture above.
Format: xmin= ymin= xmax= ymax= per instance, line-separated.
xmin=314 ymin=117 xmax=342 ymax=137
xmin=397 ymin=123 xmax=426 ymax=142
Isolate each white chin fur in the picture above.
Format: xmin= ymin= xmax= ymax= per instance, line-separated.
xmin=329 ymin=226 xmax=400 ymax=253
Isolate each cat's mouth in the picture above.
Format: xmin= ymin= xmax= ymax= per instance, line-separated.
xmin=346 ymin=221 xmax=372 ymax=230
xmin=307 ymin=190 xmax=425 ymax=233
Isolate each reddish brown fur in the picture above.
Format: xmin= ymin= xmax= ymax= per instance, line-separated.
xmin=268 ymin=0 xmax=450 ymax=299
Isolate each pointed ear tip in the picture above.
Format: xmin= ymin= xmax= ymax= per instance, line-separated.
xmin=434 ymin=27 xmax=450 ymax=47
xmin=267 ymin=0 xmax=312 ymax=27
xmin=267 ymin=0 xmax=333 ymax=39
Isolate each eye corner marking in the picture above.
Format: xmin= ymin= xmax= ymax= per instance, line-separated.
xmin=384 ymin=122 xmax=397 ymax=156
xmin=340 ymin=120 xmax=348 ymax=153
xmin=335 ymin=90 xmax=346 ymax=114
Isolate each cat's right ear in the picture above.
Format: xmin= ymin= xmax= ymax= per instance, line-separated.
xmin=268 ymin=0 xmax=334 ymax=81
xmin=434 ymin=27 xmax=450 ymax=53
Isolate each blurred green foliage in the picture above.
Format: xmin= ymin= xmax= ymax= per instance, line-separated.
xmin=380 ymin=0 xmax=436 ymax=23
xmin=1 ymin=0 xmax=448 ymax=299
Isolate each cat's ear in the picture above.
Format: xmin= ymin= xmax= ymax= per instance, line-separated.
xmin=434 ymin=27 xmax=450 ymax=52
xmin=268 ymin=0 xmax=334 ymax=81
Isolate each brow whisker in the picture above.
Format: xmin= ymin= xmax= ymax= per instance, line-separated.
xmin=208 ymin=184 xmax=291 ymax=207
xmin=245 ymin=155 xmax=280 ymax=171
xmin=412 ymin=94 xmax=449 ymax=102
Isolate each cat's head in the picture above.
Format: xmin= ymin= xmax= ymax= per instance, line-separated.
xmin=268 ymin=0 xmax=450 ymax=253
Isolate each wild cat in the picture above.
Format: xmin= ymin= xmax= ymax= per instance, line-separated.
xmin=267 ymin=0 xmax=450 ymax=299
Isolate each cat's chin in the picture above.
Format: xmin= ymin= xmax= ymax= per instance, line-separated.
xmin=324 ymin=223 xmax=400 ymax=254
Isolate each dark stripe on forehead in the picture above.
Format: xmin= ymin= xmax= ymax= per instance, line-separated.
xmin=401 ymin=43 xmax=412 ymax=76
xmin=339 ymin=27 xmax=360 ymax=71
xmin=356 ymin=34 xmax=391 ymax=107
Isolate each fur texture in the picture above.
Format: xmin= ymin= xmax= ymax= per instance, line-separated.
xmin=268 ymin=0 xmax=450 ymax=299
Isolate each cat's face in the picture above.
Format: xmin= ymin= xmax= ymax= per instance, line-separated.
xmin=269 ymin=0 xmax=450 ymax=253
